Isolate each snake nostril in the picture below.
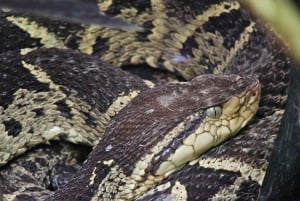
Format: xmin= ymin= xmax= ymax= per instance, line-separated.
xmin=248 ymin=89 xmax=260 ymax=104
xmin=251 ymin=91 xmax=257 ymax=98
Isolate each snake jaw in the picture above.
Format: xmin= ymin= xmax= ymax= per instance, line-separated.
xmin=220 ymin=80 xmax=261 ymax=139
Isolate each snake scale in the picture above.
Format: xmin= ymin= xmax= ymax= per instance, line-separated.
xmin=0 ymin=0 xmax=291 ymax=200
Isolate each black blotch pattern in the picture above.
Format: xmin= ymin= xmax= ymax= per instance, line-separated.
xmin=136 ymin=20 xmax=153 ymax=42
xmin=166 ymin=0 xmax=223 ymax=17
xmin=55 ymin=100 xmax=73 ymax=119
xmin=92 ymin=36 xmax=110 ymax=56
xmin=0 ymin=12 xmax=42 ymax=52
xmin=35 ymin=157 xmax=47 ymax=167
xmin=180 ymin=36 xmax=199 ymax=58
xmin=0 ymin=51 xmax=50 ymax=109
xmin=3 ymin=118 xmax=22 ymax=137
xmin=24 ymin=16 xmax=82 ymax=50
xmin=81 ymin=111 xmax=97 ymax=126
xmin=106 ymin=0 xmax=152 ymax=15
xmin=20 ymin=160 xmax=37 ymax=173
xmin=202 ymin=9 xmax=251 ymax=50
xmin=122 ymin=64 xmax=184 ymax=85
xmin=32 ymin=108 xmax=45 ymax=118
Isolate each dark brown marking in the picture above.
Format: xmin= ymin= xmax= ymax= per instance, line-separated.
xmin=32 ymin=108 xmax=45 ymax=118
xmin=23 ymin=48 xmax=148 ymax=113
xmin=3 ymin=118 xmax=22 ymax=137
xmin=202 ymin=9 xmax=251 ymax=50
xmin=0 ymin=51 xmax=50 ymax=109
xmin=55 ymin=100 xmax=72 ymax=119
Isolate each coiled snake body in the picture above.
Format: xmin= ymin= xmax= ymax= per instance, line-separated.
xmin=0 ymin=0 xmax=290 ymax=200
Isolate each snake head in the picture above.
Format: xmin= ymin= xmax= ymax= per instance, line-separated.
xmin=154 ymin=74 xmax=261 ymax=177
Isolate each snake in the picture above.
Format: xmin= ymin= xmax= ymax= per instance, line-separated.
xmin=0 ymin=0 xmax=291 ymax=200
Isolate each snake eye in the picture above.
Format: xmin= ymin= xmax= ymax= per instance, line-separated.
xmin=206 ymin=106 xmax=222 ymax=118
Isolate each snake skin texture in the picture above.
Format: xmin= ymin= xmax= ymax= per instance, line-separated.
xmin=0 ymin=0 xmax=292 ymax=200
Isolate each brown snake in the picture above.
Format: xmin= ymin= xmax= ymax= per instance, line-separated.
xmin=0 ymin=0 xmax=291 ymax=200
